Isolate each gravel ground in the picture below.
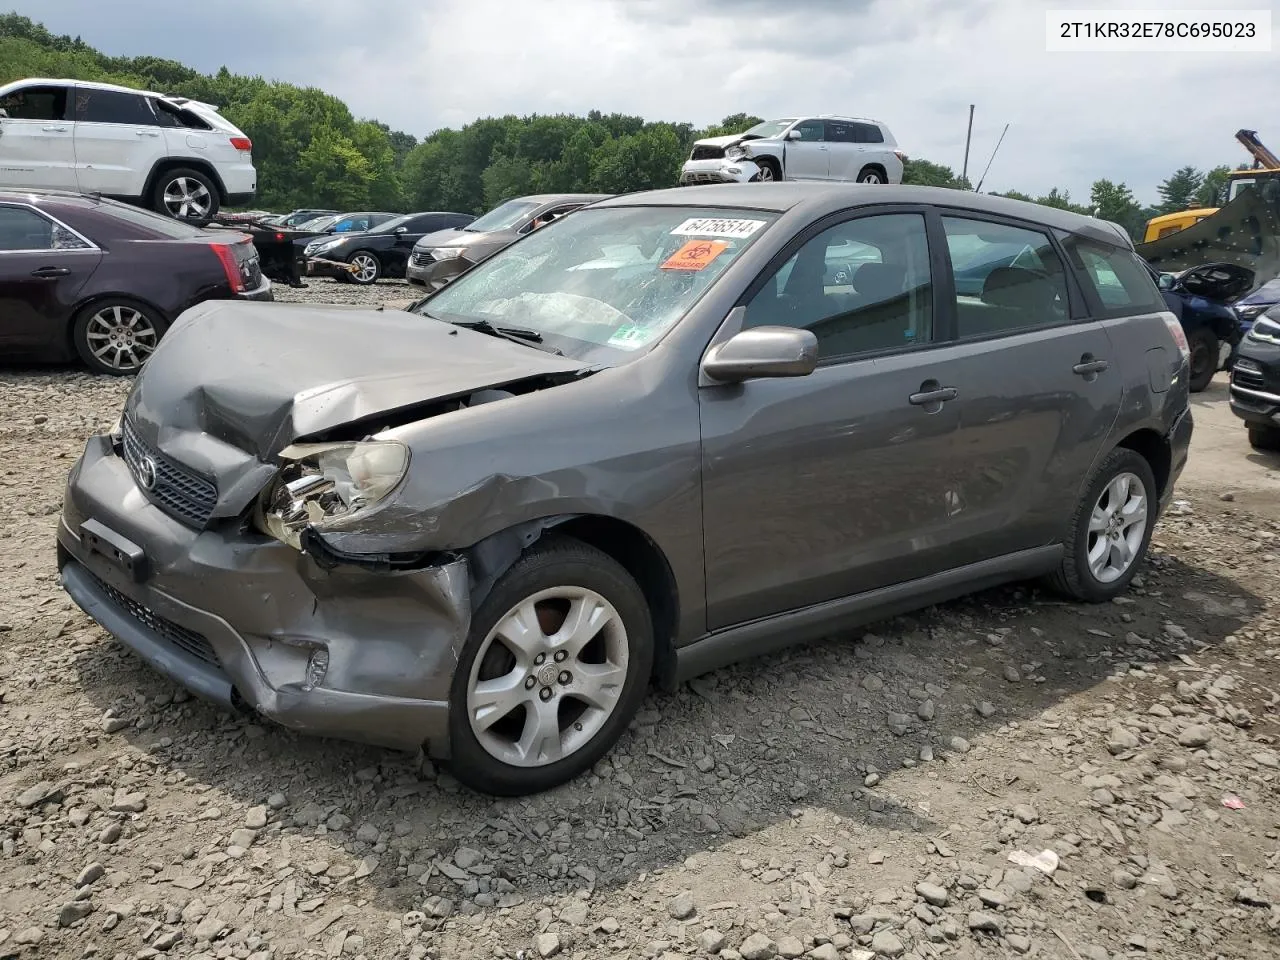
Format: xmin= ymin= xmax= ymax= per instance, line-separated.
xmin=0 ymin=279 xmax=1277 ymax=960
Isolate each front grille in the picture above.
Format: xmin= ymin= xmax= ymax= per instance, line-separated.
xmin=410 ymin=250 xmax=434 ymax=267
xmin=681 ymin=171 xmax=730 ymax=184
xmin=88 ymin=569 xmax=220 ymax=666
xmin=691 ymin=145 xmax=725 ymax=161
xmin=120 ymin=418 xmax=218 ymax=528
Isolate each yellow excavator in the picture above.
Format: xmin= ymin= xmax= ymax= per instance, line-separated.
xmin=1141 ymin=131 xmax=1280 ymax=242
xmin=1136 ymin=129 xmax=1280 ymax=279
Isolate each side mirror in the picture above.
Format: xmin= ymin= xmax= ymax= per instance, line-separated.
xmin=0 ymin=109 xmax=8 ymax=119
xmin=395 ymin=226 xmax=407 ymax=234
xmin=786 ymin=129 xmax=802 ymax=141
xmin=1158 ymin=273 xmax=1175 ymax=290
xmin=701 ymin=325 xmax=818 ymax=383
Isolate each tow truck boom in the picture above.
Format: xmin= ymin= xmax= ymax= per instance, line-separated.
xmin=1235 ymin=129 xmax=1280 ymax=170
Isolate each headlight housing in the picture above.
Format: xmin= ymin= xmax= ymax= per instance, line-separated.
xmin=724 ymin=145 xmax=745 ymax=161
xmin=431 ymin=247 xmax=464 ymax=260
xmin=1248 ymin=315 xmax=1280 ymax=344
xmin=1236 ymin=303 xmax=1268 ymax=320
xmin=256 ymin=440 xmax=410 ymax=549
xmin=307 ymin=238 xmax=340 ymax=255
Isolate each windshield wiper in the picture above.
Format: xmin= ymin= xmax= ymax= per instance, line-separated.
xmin=448 ymin=318 xmax=563 ymax=355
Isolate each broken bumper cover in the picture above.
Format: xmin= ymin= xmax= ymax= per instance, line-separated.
xmin=678 ymin=158 xmax=762 ymax=185
xmin=56 ymin=435 xmax=470 ymax=757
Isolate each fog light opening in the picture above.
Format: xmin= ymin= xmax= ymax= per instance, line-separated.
xmin=302 ymin=648 xmax=329 ymax=692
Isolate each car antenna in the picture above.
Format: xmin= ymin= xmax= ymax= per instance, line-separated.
xmin=974 ymin=122 xmax=1009 ymax=193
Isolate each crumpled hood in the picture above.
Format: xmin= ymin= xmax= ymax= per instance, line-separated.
xmin=126 ymin=300 xmax=590 ymax=466
xmin=415 ymin=226 xmax=511 ymax=256
xmin=692 ymin=134 xmax=749 ymax=148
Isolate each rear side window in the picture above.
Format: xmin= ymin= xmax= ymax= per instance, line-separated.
xmin=1064 ymin=237 xmax=1165 ymax=314
xmin=95 ymin=199 xmax=209 ymax=239
xmin=75 ymin=89 xmax=157 ymax=125
xmin=0 ymin=85 xmax=68 ymax=121
xmin=853 ymin=123 xmax=885 ymax=144
xmin=942 ymin=217 xmax=1071 ymax=337
xmin=0 ymin=206 xmax=53 ymax=250
xmin=152 ymin=100 xmax=213 ymax=131
xmin=826 ymin=122 xmax=855 ymax=143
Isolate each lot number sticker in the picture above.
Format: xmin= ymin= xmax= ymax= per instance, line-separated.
xmin=661 ymin=239 xmax=729 ymax=271
xmin=671 ymin=217 xmax=766 ymax=239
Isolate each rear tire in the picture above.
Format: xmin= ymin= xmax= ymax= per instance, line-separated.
xmin=151 ymin=167 xmax=219 ymax=224
xmin=1048 ymin=448 xmax=1157 ymax=603
xmin=72 ymin=299 xmax=168 ymax=376
xmin=446 ymin=537 xmax=653 ymax=796
xmin=1247 ymin=424 xmax=1280 ymax=452
xmin=856 ymin=166 xmax=886 ymax=184
xmin=1187 ymin=328 xmax=1217 ymax=392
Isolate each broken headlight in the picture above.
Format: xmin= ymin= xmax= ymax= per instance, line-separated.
xmin=724 ymin=145 xmax=746 ymax=161
xmin=257 ymin=440 xmax=409 ymax=550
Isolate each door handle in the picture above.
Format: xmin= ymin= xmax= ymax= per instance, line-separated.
xmin=135 ymin=130 xmax=160 ymax=137
xmin=42 ymin=125 xmax=69 ymax=133
xmin=31 ymin=266 xmax=71 ymax=278
xmin=1072 ymin=358 xmax=1110 ymax=376
xmin=909 ymin=385 xmax=958 ymax=405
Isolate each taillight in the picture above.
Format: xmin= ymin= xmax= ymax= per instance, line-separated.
xmin=275 ymin=232 xmax=285 ymax=242
xmin=229 ymin=136 xmax=252 ymax=152
xmin=1163 ymin=315 xmax=1190 ymax=361
xmin=211 ymin=243 xmax=245 ymax=293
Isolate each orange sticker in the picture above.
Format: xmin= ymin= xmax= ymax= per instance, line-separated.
xmin=661 ymin=239 xmax=729 ymax=271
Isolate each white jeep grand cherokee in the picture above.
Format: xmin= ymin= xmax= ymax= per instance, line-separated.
xmin=680 ymin=116 xmax=905 ymax=187
xmin=0 ymin=78 xmax=256 ymax=222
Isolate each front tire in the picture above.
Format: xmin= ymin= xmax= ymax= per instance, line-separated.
xmin=1248 ymin=424 xmax=1280 ymax=452
xmin=71 ymin=299 xmax=167 ymax=376
xmin=1048 ymin=448 xmax=1157 ymax=603
xmin=1187 ymin=328 xmax=1217 ymax=392
xmin=754 ymin=159 xmax=781 ymax=183
xmin=152 ymin=168 xmax=219 ymax=223
xmin=346 ymin=250 xmax=381 ymax=285
xmin=446 ymin=537 xmax=654 ymax=796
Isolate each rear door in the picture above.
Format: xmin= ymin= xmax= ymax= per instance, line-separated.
xmin=0 ymin=204 xmax=101 ymax=353
xmin=70 ymin=87 xmax=165 ymax=197
xmin=936 ymin=212 xmax=1121 ymax=567
xmin=0 ymin=84 xmax=77 ymax=190
xmin=824 ymin=120 xmax=864 ymax=181
xmin=387 ymin=214 xmax=447 ymax=272
xmin=782 ymin=119 xmax=829 ymax=180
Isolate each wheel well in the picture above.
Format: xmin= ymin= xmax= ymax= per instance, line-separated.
xmin=757 ymin=155 xmax=782 ymax=173
xmin=859 ymin=163 xmax=888 ymax=180
xmin=552 ymin=516 xmax=680 ymax=687
xmin=1115 ymin=428 xmax=1171 ymax=496
xmin=144 ymin=159 xmax=228 ymax=204
xmin=65 ymin=294 xmax=170 ymax=354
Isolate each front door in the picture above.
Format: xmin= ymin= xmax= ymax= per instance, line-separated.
xmin=0 ymin=84 xmax=77 ymax=190
xmin=935 ymin=214 xmax=1122 ymax=567
xmin=781 ymin=119 xmax=829 ymax=181
xmin=700 ymin=210 xmax=966 ymax=629
xmin=0 ymin=204 xmax=101 ymax=353
xmin=70 ymin=87 xmax=166 ymax=197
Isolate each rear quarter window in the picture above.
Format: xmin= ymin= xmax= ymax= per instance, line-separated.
xmin=1065 ymin=237 xmax=1165 ymax=314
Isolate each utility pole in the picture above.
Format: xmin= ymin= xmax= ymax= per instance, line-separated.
xmin=961 ymin=104 xmax=975 ymax=186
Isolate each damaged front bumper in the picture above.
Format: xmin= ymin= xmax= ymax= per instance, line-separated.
xmin=56 ymin=434 xmax=470 ymax=757
xmin=678 ymin=157 xmax=762 ymax=185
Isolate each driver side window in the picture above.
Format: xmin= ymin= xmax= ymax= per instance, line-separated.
xmin=792 ymin=119 xmax=825 ymax=142
xmin=742 ymin=213 xmax=934 ymax=360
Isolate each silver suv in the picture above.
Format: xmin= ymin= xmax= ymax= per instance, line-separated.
xmin=58 ymin=183 xmax=1192 ymax=796
xmin=681 ymin=116 xmax=905 ymax=185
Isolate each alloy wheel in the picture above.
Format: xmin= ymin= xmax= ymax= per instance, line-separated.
xmin=757 ymin=165 xmax=776 ymax=182
xmin=350 ymin=254 xmax=379 ymax=283
xmin=83 ymin=305 xmax=158 ymax=373
xmin=860 ymin=171 xmax=883 ymax=184
xmin=1086 ymin=471 xmax=1148 ymax=584
xmin=466 ymin=587 xmax=629 ymax=768
xmin=162 ymin=177 xmax=212 ymax=219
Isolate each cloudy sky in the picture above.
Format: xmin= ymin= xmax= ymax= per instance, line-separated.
xmin=10 ymin=0 xmax=1278 ymax=204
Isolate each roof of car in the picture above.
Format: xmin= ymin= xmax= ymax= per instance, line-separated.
xmin=8 ymin=77 xmax=213 ymax=105
xmin=595 ymin=183 xmax=1131 ymax=245
xmin=515 ymin=194 xmax=614 ymax=205
xmin=0 ymin=189 xmax=111 ymax=209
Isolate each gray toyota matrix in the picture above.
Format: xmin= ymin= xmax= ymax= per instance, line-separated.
xmin=57 ymin=184 xmax=1193 ymax=795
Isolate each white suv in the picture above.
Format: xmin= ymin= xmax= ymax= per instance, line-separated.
xmin=680 ymin=116 xmax=904 ymax=187
xmin=0 ymin=78 xmax=256 ymax=222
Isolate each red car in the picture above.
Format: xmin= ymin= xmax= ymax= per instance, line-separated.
xmin=0 ymin=190 xmax=271 ymax=375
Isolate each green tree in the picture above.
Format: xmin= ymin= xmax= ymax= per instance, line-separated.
xmin=1197 ymin=165 xmax=1232 ymax=207
xmin=482 ymin=155 xmax=537 ymax=208
xmin=902 ymin=158 xmax=967 ymax=189
xmin=1157 ymin=166 xmax=1205 ymax=212
xmin=1089 ymin=179 xmax=1145 ymax=238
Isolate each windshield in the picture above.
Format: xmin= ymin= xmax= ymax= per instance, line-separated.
xmin=417 ymin=206 xmax=778 ymax=363
xmin=741 ymin=118 xmax=796 ymax=139
xmin=464 ymin=199 xmax=542 ymax=233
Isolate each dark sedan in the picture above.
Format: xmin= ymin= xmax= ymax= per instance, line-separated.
xmin=405 ymin=194 xmax=611 ymax=289
xmin=303 ymin=211 xmax=476 ymax=284
xmin=0 ymin=190 xmax=271 ymax=375
xmin=1229 ymin=307 xmax=1280 ymax=451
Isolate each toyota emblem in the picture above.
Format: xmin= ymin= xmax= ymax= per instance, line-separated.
xmin=138 ymin=456 xmax=158 ymax=491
